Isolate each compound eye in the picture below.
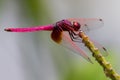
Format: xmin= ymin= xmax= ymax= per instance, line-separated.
xmin=73 ymin=22 xmax=81 ymax=31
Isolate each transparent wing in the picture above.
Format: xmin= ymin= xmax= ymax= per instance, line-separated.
xmin=67 ymin=18 xmax=104 ymax=32
xmin=90 ymin=39 xmax=109 ymax=56
xmin=67 ymin=18 xmax=108 ymax=56
xmin=58 ymin=32 xmax=92 ymax=63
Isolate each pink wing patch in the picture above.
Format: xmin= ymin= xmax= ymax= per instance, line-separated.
xmin=58 ymin=32 xmax=92 ymax=63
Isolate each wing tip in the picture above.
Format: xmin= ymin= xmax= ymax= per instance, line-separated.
xmin=102 ymin=47 xmax=109 ymax=56
xmin=87 ymin=57 xmax=93 ymax=64
xmin=99 ymin=18 xmax=103 ymax=21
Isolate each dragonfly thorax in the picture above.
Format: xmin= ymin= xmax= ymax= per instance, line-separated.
xmin=55 ymin=20 xmax=73 ymax=31
xmin=55 ymin=19 xmax=81 ymax=32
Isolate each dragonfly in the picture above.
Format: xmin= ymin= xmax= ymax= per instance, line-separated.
xmin=4 ymin=18 xmax=108 ymax=63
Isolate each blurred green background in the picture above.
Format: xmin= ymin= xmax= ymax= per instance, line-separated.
xmin=0 ymin=0 xmax=120 ymax=80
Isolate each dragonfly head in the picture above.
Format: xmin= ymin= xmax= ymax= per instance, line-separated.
xmin=72 ymin=21 xmax=81 ymax=31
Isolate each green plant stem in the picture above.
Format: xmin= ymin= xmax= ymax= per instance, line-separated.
xmin=79 ymin=31 xmax=120 ymax=80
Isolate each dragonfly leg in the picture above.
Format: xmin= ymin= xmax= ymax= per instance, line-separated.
xmin=55 ymin=20 xmax=82 ymax=42
xmin=69 ymin=31 xmax=82 ymax=42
